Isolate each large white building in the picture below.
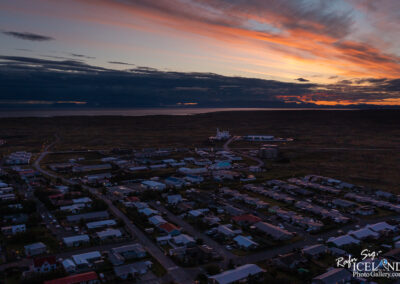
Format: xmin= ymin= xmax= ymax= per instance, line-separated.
xmin=209 ymin=128 xmax=231 ymax=141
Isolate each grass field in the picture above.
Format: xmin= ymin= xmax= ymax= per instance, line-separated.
xmin=0 ymin=110 xmax=399 ymax=191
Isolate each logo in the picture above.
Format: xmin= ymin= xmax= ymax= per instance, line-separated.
xmin=335 ymin=249 xmax=400 ymax=278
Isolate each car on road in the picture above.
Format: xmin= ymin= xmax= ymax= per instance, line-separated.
xmin=225 ymin=245 xmax=233 ymax=250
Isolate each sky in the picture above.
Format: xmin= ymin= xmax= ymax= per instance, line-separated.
xmin=0 ymin=0 xmax=400 ymax=107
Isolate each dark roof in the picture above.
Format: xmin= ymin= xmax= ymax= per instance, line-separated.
xmin=66 ymin=211 xmax=109 ymax=222
xmin=34 ymin=256 xmax=56 ymax=267
xmin=232 ymin=214 xmax=261 ymax=224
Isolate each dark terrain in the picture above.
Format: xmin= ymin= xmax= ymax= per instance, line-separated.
xmin=0 ymin=110 xmax=399 ymax=191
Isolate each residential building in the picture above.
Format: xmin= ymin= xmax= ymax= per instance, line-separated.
xmin=111 ymin=244 xmax=147 ymax=260
xmin=232 ymin=214 xmax=261 ymax=226
xmin=66 ymin=211 xmax=109 ymax=223
xmin=141 ymin=180 xmax=166 ymax=191
xmin=172 ymin=234 xmax=196 ymax=247
xmin=33 ymin=256 xmax=57 ymax=273
xmin=233 ymin=235 xmax=258 ymax=249
xmin=148 ymin=215 xmax=167 ymax=226
xmin=159 ymin=223 xmax=181 ymax=236
xmin=44 ymin=271 xmax=99 ymax=284
xmin=254 ymin=222 xmax=293 ymax=240
xmin=96 ymin=228 xmax=122 ymax=240
xmin=1 ymin=224 xmax=26 ymax=235
xmin=86 ymin=219 xmax=116 ymax=229
xmin=114 ymin=261 xmax=152 ymax=279
xmin=167 ymin=194 xmax=183 ymax=205
xmin=71 ymin=251 xmax=102 ymax=269
xmin=63 ymin=235 xmax=90 ymax=247
xmin=209 ymin=264 xmax=265 ymax=284
xmin=327 ymin=235 xmax=360 ymax=247
xmin=312 ymin=268 xmax=352 ymax=284
xmin=25 ymin=242 xmax=47 ymax=257
xmin=165 ymin=177 xmax=186 ymax=188
xmin=302 ymin=244 xmax=328 ymax=258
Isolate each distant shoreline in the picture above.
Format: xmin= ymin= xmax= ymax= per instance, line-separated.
xmin=0 ymin=107 xmax=359 ymax=118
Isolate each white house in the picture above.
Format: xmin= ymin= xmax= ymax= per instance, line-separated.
xmin=233 ymin=235 xmax=258 ymax=249
xmin=86 ymin=219 xmax=116 ymax=229
xmin=1 ymin=224 xmax=26 ymax=235
xmin=141 ymin=180 xmax=166 ymax=191
xmin=167 ymin=194 xmax=182 ymax=205
xmin=96 ymin=229 xmax=122 ymax=240
xmin=63 ymin=235 xmax=90 ymax=247
xmin=148 ymin=215 xmax=167 ymax=226
xmin=327 ymin=235 xmax=360 ymax=247
xmin=209 ymin=264 xmax=265 ymax=284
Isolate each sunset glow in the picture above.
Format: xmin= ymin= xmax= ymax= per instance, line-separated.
xmin=1 ymin=0 xmax=399 ymax=106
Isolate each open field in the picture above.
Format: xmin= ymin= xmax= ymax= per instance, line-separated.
xmin=0 ymin=109 xmax=399 ymax=191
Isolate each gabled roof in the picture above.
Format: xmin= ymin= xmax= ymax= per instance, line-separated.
xmin=348 ymin=228 xmax=379 ymax=239
xmin=34 ymin=256 xmax=56 ymax=267
xmin=233 ymin=235 xmax=258 ymax=248
xmin=209 ymin=264 xmax=264 ymax=284
xmin=254 ymin=222 xmax=293 ymax=240
xmin=302 ymin=244 xmax=327 ymax=256
xmin=232 ymin=214 xmax=261 ymax=224
xmin=313 ymin=268 xmax=351 ymax=283
xmin=327 ymin=235 xmax=360 ymax=247
xmin=44 ymin=271 xmax=98 ymax=284
xmin=367 ymin=221 xmax=395 ymax=232
xmin=159 ymin=222 xmax=180 ymax=233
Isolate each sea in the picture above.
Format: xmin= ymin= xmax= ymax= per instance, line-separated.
xmin=0 ymin=107 xmax=355 ymax=118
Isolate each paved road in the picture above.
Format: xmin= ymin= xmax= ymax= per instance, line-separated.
xmin=223 ymin=136 xmax=264 ymax=168
xmin=33 ymin=141 xmax=194 ymax=284
xmin=30 ymin=136 xmax=398 ymax=279
xmin=151 ymin=202 xmax=237 ymax=268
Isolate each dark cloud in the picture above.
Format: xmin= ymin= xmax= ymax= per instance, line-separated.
xmin=0 ymin=55 xmax=314 ymax=108
xmin=108 ymin=61 xmax=135 ymax=66
xmin=0 ymin=56 xmax=398 ymax=108
xmin=296 ymin=78 xmax=309 ymax=82
xmin=2 ymin=31 xmax=54 ymax=41
xmin=69 ymin=53 xmax=96 ymax=59
xmin=337 ymin=80 xmax=353 ymax=85
xmin=355 ymin=78 xmax=388 ymax=84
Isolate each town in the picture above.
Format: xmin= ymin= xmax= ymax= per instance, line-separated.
xmin=0 ymin=129 xmax=399 ymax=284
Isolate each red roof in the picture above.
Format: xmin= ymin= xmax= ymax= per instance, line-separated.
xmin=159 ymin=222 xmax=180 ymax=233
xmin=34 ymin=256 xmax=56 ymax=267
xmin=49 ymin=193 xmax=64 ymax=199
xmin=44 ymin=271 xmax=98 ymax=284
xmin=232 ymin=214 xmax=261 ymax=224
xmin=126 ymin=196 xmax=140 ymax=202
